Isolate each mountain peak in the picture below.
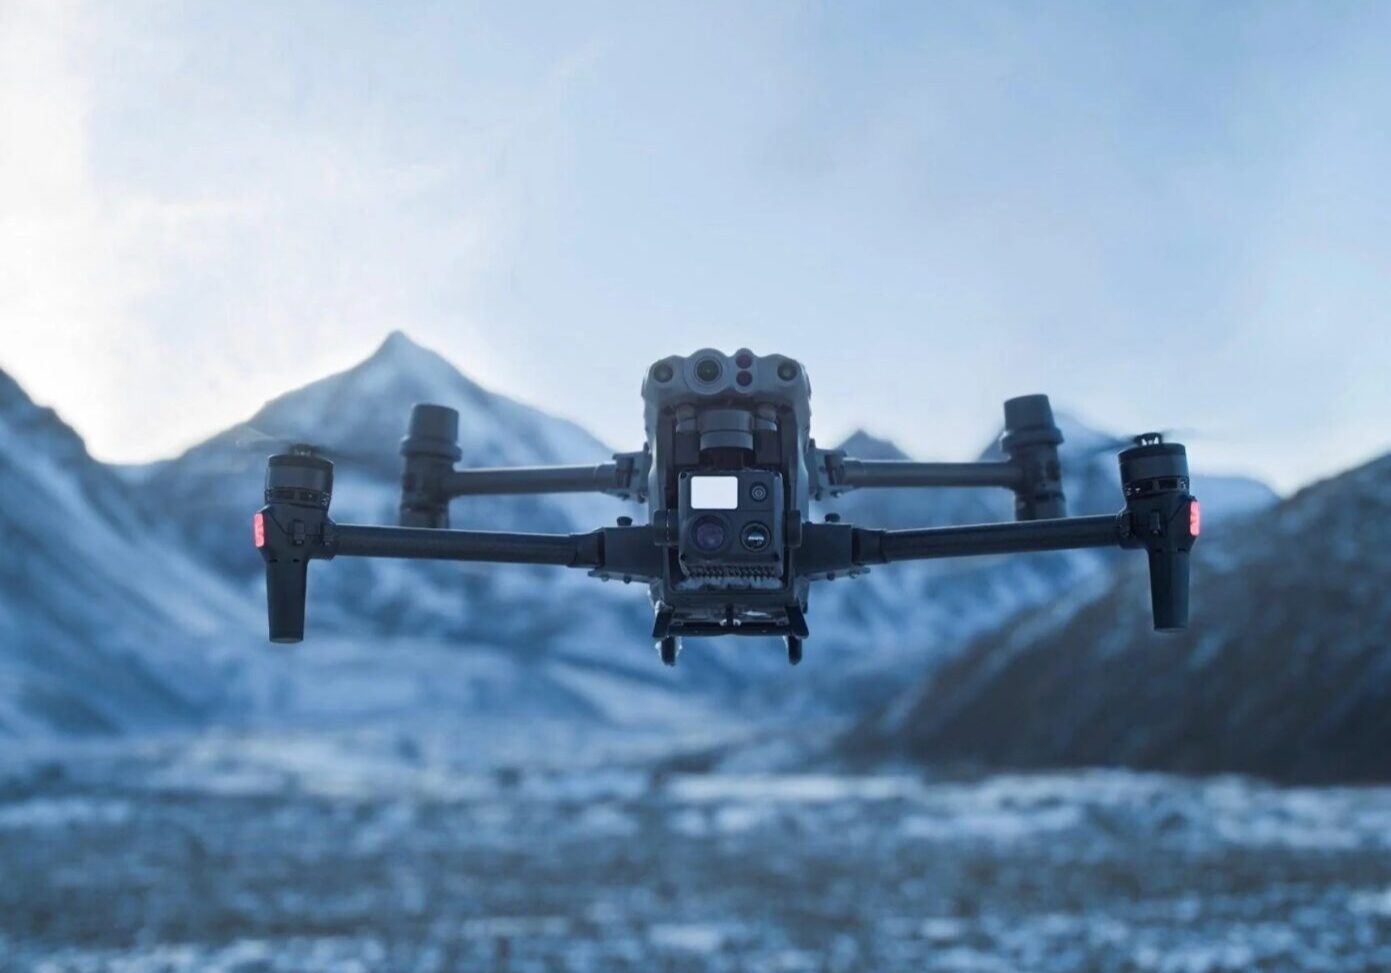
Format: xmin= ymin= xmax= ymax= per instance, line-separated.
xmin=338 ymin=330 xmax=495 ymax=410
xmin=366 ymin=329 xmax=451 ymax=371
xmin=836 ymin=429 xmax=910 ymax=461
xmin=376 ymin=328 xmax=422 ymax=353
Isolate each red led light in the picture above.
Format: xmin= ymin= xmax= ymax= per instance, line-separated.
xmin=253 ymin=511 xmax=266 ymax=548
xmin=1188 ymin=499 xmax=1201 ymax=537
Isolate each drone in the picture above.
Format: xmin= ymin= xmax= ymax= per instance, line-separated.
xmin=255 ymin=348 xmax=1199 ymax=666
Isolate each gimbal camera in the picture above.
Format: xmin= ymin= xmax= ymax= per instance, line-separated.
xmin=256 ymin=348 xmax=1198 ymax=665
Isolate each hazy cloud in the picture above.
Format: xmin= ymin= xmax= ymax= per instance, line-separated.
xmin=2 ymin=1 xmax=1388 ymax=491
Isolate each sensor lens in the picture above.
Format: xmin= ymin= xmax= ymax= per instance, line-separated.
xmin=741 ymin=522 xmax=771 ymax=551
xmin=748 ymin=483 xmax=769 ymax=502
xmin=691 ymin=515 xmax=728 ymax=553
xmin=695 ymin=358 xmax=723 ymax=383
xmin=777 ymin=361 xmax=799 ymax=381
xmin=652 ymin=362 xmax=674 ymax=382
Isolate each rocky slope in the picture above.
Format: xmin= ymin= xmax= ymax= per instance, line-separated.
xmin=0 ymin=369 xmax=256 ymax=735
xmin=843 ymin=451 xmax=1391 ymax=783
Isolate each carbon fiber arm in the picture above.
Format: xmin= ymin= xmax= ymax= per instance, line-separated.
xmin=809 ymin=394 xmax=1068 ymax=521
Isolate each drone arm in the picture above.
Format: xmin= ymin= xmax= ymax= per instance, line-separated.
xmin=441 ymin=462 xmax=632 ymax=499
xmin=852 ymin=514 xmax=1122 ymax=564
xmin=257 ymin=449 xmax=661 ymax=643
xmin=847 ymin=490 xmax=1195 ymax=632
xmin=811 ymin=395 xmax=1067 ymax=520
xmin=826 ymin=457 xmax=1022 ymax=491
xmin=332 ymin=523 xmax=604 ymax=566
xmin=838 ymin=433 xmax=1199 ymax=632
xmin=793 ymin=515 xmax=1121 ymax=591
xmin=331 ymin=522 xmax=663 ymax=586
xmin=400 ymin=406 xmax=648 ymax=526
xmin=259 ymin=513 xmax=662 ymax=642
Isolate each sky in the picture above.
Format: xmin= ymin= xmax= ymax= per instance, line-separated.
xmin=2 ymin=1 xmax=1388 ymax=493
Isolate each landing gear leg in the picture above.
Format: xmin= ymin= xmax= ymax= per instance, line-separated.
xmin=785 ymin=635 xmax=803 ymax=666
xmin=658 ymin=636 xmax=679 ymax=667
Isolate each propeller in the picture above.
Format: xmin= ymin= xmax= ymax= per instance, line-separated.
xmin=196 ymin=424 xmax=387 ymax=474
xmin=1070 ymin=428 xmax=1211 ymax=461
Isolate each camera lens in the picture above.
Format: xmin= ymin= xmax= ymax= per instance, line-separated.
xmin=651 ymin=362 xmax=674 ymax=382
xmin=741 ymin=522 xmax=771 ymax=551
xmin=695 ymin=358 xmax=723 ymax=383
xmin=691 ymin=515 xmax=728 ymax=553
xmin=777 ymin=361 xmax=799 ymax=381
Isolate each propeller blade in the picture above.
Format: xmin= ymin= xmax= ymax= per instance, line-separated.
xmin=221 ymin=424 xmax=387 ymax=471
xmin=1071 ymin=428 xmax=1210 ymax=460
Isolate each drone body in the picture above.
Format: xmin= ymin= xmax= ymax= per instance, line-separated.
xmin=256 ymin=349 xmax=1198 ymax=665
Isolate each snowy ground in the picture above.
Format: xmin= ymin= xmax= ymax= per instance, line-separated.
xmin=4 ymin=730 xmax=1391 ymax=973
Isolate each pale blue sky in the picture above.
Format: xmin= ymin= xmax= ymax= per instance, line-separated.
xmin=2 ymin=1 xmax=1388 ymax=491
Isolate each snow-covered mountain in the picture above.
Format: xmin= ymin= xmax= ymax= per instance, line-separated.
xmin=0 ymin=369 xmax=257 ymax=735
xmin=842 ymin=450 xmax=1389 ymax=783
